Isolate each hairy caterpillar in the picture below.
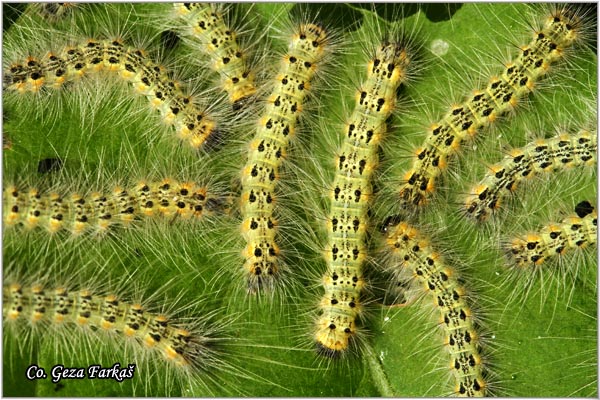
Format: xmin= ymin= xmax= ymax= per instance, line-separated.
xmin=239 ymin=22 xmax=330 ymax=293
xmin=314 ymin=40 xmax=412 ymax=356
xmin=3 ymin=37 xmax=219 ymax=150
xmin=464 ymin=129 xmax=597 ymax=221
xmin=383 ymin=220 xmax=488 ymax=397
xmin=2 ymin=267 xmax=242 ymax=396
xmin=171 ymin=3 xmax=257 ymax=106
xmin=398 ymin=5 xmax=586 ymax=208
xmin=505 ymin=200 xmax=597 ymax=268
xmin=3 ymin=179 xmax=231 ymax=235
xmin=4 ymin=283 xmax=204 ymax=368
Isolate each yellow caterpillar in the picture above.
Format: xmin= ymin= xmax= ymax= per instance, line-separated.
xmin=4 ymin=179 xmax=231 ymax=235
xmin=3 ymin=282 xmax=201 ymax=367
xmin=1 ymin=272 xmax=239 ymax=393
xmin=240 ymin=23 xmax=330 ymax=293
xmin=384 ymin=221 xmax=487 ymax=397
xmin=464 ymin=129 xmax=597 ymax=221
xmin=173 ymin=3 xmax=256 ymax=106
xmin=506 ymin=200 xmax=597 ymax=268
xmin=4 ymin=38 xmax=218 ymax=149
xmin=315 ymin=41 xmax=411 ymax=355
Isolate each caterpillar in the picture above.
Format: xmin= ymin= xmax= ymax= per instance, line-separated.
xmin=383 ymin=220 xmax=488 ymax=397
xmin=314 ymin=40 xmax=412 ymax=356
xmin=172 ymin=3 xmax=257 ymax=107
xmin=3 ymin=283 xmax=203 ymax=368
xmin=3 ymin=179 xmax=231 ymax=235
xmin=3 ymin=37 xmax=219 ymax=150
xmin=505 ymin=200 xmax=597 ymax=268
xmin=464 ymin=129 xmax=597 ymax=222
xmin=398 ymin=5 xmax=586 ymax=208
xmin=2 ymin=271 xmax=239 ymax=396
xmin=239 ymin=22 xmax=330 ymax=293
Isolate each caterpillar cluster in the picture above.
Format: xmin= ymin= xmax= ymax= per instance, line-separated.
xmin=464 ymin=129 xmax=597 ymax=221
xmin=399 ymin=6 xmax=584 ymax=208
xmin=172 ymin=3 xmax=256 ymax=106
xmin=3 ymin=38 xmax=218 ymax=149
xmin=4 ymin=180 xmax=231 ymax=235
xmin=240 ymin=23 xmax=329 ymax=293
xmin=384 ymin=221 xmax=487 ymax=397
xmin=3 ymin=3 xmax=596 ymax=397
xmin=315 ymin=40 xmax=411 ymax=355
xmin=505 ymin=200 xmax=597 ymax=268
